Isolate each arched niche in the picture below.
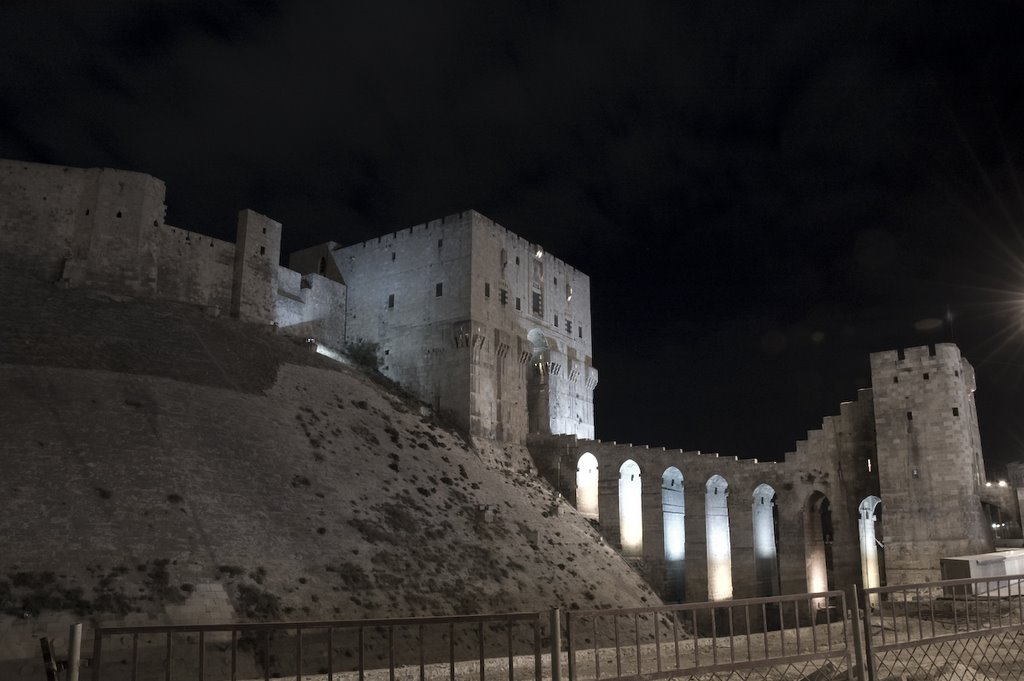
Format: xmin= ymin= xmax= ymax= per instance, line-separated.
xmin=805 ymin=491 xmax=834 ymax=599
xmin=859 ymin=495 xmax=884 ymax=606
xmin=752 ymin=483 xmax=780 ymax=596
xmin=706 ymin=474 xmax=732 ymax=601
xmin=618 ymin=460 xmax=643 ymax=557
xmin=576 ymin=453 xmax=599 ymax=519
xmin=662 ymin=467 xmax=685 ymax=601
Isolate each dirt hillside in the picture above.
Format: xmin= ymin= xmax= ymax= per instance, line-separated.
xmin=0 ymin=268 xmax=656 ymax=679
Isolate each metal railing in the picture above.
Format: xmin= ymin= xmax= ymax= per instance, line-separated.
xmin=862 ymin=574 xmax=1024 ymax=681
xmin=89 ymin=611 xmax=545 ymax=681
xmin=565 ymin=591 xmax=853 ymax=681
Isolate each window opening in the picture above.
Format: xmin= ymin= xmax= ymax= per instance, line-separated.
xmin=531 ymin=291 xmax=543 ymax=317
xmin=435 ymin=282 xmax=443 ymax=297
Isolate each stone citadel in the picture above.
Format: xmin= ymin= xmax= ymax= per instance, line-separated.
xmin=0 ymin=157 xmax=1020 ymax=611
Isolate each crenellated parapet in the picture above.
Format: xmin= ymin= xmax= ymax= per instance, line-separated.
xmin=0 ymin=158 xmax=345 ymax=342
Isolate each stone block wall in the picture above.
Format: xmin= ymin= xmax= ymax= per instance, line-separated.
xmin=275 ymin=269 xmax=347 ymax=349
xmin=328 ymin=213 xmax=476 ymax=431
xmin=529 ymin=385 xmax=880 ymax=605
xmin=0 ymin=159 xmax=164 ymax=293
xmin=231 ymin=209 xmax=281 ymax=325
xmin=870 ymin=344 xmax=991 ymax=584
xmin=156 ymin=227 xmax=236 ymax=312
xmin=0 ymin=158 xmax=343 ymax=336
xmin=294 ymin=210 xmax=599 ymax=444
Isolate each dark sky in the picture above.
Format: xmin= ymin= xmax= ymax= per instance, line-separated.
xmin=3 ymin=1 xmax=1024 ymax=469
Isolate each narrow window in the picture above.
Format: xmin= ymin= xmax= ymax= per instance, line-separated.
xmin=484 ymin=283 xmax=490 ymax=298
xmin=554 ymin=277 xmax=558 ymax=286
xmin=318 ymin=257 xmax=326 ymax=275
xmin=388 ymin=294 xmax=395 ymax=309
xmin=923 ymin=373 xmax=930 ymax=380
xmin=438 ymin=239 xmax=443 ymax=248
xmin=531 ymin=291 xmax=543 ymax=317
xmin=516 ymin=297 xmax=521 ymax=311
xmin=116 ymin=211 xmax=122 ymax=218
xmin=260 ymin=246 xmax=266 ymax=255
xmin=435 ymin=282 xmax=443 ymax=297
xmin=578 ymin=326 xmax=583 ymax=339
xmin=516 ymin=256 xmax=520 ymax=265
xmin=499 ymin=289 xmax=508 ymax=305
xmin=566 ymin=319 xmax=572 ymax=334
xmin=262 ymin=227 xmax=266 ymax=234
xmin=893 ymin=376 xmax=899 ymax=384
xmin=906 ymin=411 xmax=913 ymax=421
xmin=952 ymin=407 xmax=959 ymax=417
xmin=391 ymin=252 xmax=396 ymax=261
xmin=554 ymin=314 xmax=559 ymax=327
xmin=928 ymin=344 xmax=936 ymax=357
xmin=897 ymin=348 xmax=905 ymax=361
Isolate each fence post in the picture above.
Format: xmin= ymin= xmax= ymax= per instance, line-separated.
xmin=849 ymin=586 xmax=866 ymax=681
xmin=550 ymin=608 xmax=562 ymax=681
xmin=40 ymin=638 xmax=59 ymax=681
xmin=66 ymin=623 xmax=82 ymax=681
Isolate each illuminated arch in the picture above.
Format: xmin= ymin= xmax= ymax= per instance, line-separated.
xmin=805 ymin=491 xmax=833 ymax=598
xmin=859 ymin=496 xmax=883 ymax=606
xmin=752 ymin=483 xmax=779 ymax=596
xmin=705 ymin=474 xmax=732 ymax=601
xmin=618 ymin=460 xmax=643 ymax=556
xmin=662 ymin=467 xmax=685 ymax=601
xmin=576 ymin=453 xmax=599 ymax=519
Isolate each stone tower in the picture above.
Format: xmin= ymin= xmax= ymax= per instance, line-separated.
xmin=869 ymin=343 xmax=991 ymax=584
xmin=289 ymin=210 xmax=598 ymax=444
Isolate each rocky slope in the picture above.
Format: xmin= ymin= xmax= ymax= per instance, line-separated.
xmin=0 ymin=268 xmax=656 ymax=679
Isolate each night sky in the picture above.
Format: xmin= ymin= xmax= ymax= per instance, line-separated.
xmin=2 ymin=1 xmax=1023 ymax=469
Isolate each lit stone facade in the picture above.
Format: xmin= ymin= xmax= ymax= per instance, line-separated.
xmin=1 ymin=157 xmax=1017 ymax=605
xmin=0 ymin=158 xmax=595 ymax=445
xmin=289 ymin=210 xmax=598 ymax=443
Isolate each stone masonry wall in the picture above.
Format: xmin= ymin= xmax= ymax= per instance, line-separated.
xmin=0 ymin=158 xmax=342 ymax=335
xmin=869 ymin=344 xmax=990 ymax=584
xmin=468 ymin=212 xmax=596 ymax=442
xmin=529 ymin=386 xmax=879 ymax=605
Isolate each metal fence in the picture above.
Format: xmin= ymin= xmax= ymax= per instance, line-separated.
xmin=89 ymin=612 xmax=546 ymax=681
xmin=565 ymin=591 xmax=853 ymax=681
xmin=862 ymin=574 xmax=1024 ymax=681
xmin=76 ymin=574 xmax=1024 ymax=681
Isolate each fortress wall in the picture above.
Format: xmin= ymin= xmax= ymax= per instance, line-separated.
xmin=0 ymin=159 xmax=314 ymax=328
xmin=274 ymin=269 xmax=347 ymax=348
xmin=156 ymin=226 xmax=236 ymax=312
xmin=871 ymin=343 xmax=992 ymax=583
xmin=468 ymin=212 xmax=596 ymax=441
xmin=68 ymin=167 xmax=164 ymax=295
xmin=0 ymin=159 xmax=165 ymax=296
xmin=0 ymin=159 xmax=90 ymax=278
xmin=530 ymin=384 xmax=880 ymax=605
xmin=329 ymin=213 xmax=476 ymax=431
xmin=231 ymin=209 xmax=281 ymax=325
